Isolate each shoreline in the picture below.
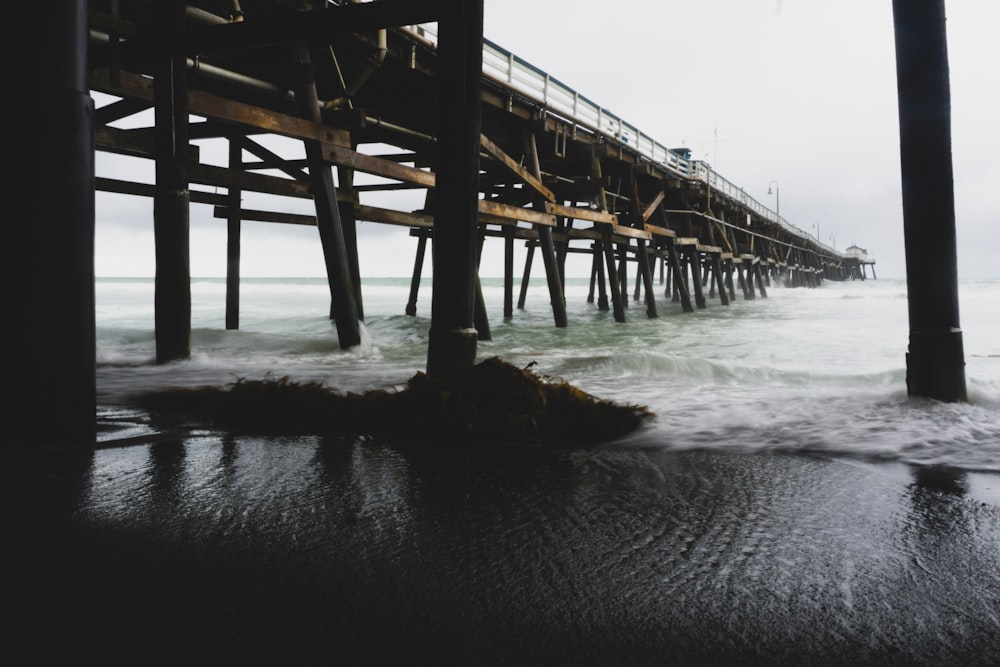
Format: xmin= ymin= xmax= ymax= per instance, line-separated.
xmin=5 ymin=429 xmax=999 ymax=665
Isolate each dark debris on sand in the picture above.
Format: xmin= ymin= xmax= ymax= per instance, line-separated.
xmin=136 ymin=356 xmax=654 ymax=445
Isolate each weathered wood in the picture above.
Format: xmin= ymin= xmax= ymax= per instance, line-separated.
xmin=153 ymin=0 xmax=192 ymax=365
xmin=11 ymin=0 xmax=96 ymax=445
xmin=526 ymin=130 xmax=568 ymax=328
xmin=892 ymin=0 xmax=967 ymax=402
xmin=324 ymin=144 xmax=435 ymax=187
xmin=225 ymin=138 xmax=241 ymax=330
xmin=187 ymin=0 xmax=447 ymax=54
xmin=504 ymin=227 xmax=514 ymax=319
xmin=427 ymin=0 xmax=484 ymax=377
xmin=480 ymin=133 xmax=556 ymax=202
xmin=546 ymin=202 xmax=617 ymax=225
xmin=291 ymin=41 xmax=360 ymax=348
xmin=406 ymin=233 xmax=428 ymax=316
xmin=517 ymin=242 xmax=534 ymax=310
xmin=641 ymin=190 xmax=667 ymax=222
xmin=478 ymin=198 xmax=556 ymax=226
xmin=337 ymin=163 xmax=365 ymax=321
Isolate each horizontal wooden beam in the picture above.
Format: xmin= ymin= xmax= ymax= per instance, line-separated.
xmin=546 ymin=202 xmax=618 ymax=225
xmin=644 ymin=224 xmax=676 ymax=238
xmin=188 ymin=0 xmax=447 ymax=54
xmin=323 ymin=144 xmax=435 ymax=187
xmin=214 ymin=207 xmax=316 ymax=226
xmin=97 ymin=177 xmax=228 ymax=208
xmin=90 ymin=70 xmax=351 ymax=147
xmin=610 ymin=225 xmax=652 ymax=241
xmin=478 ymin=199 xmax=556 ymax=226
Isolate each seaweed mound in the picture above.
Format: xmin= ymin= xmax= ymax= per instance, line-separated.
xmin=137 ymin=356 xmax=654 ymax=445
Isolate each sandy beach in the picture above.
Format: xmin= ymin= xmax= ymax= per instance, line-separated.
xmin=4 ymin=423 xmax=1000 ymax=666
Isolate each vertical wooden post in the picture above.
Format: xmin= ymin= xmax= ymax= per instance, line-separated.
xmin=892 ymin=0 xmax=967 ymax=402
xmin=503 ymin=227 xmax=514 ymax=319
xmin=474 ymin=235 xmax=491 ymax=340
xmin=617 ymin=244 xmax=629 ymax=307
xmin=725 ymin=258 xmax=736 ymax=301
xmin=637 ymin=241 xmax=658 ymax=317
xmin=603 ymin=237 xmax=626 ymax=322
xmin=743 ymin=255 xmax=756 ymax=299
xmin=594 ymin=241 xmax=610 ymax=311
xmin=713 ymin=254 xmax=730 ymax=306
xmin=587 ymin=245 xmax=598 ymax=304
xmin=291 ymin=43 xmax=361 ymax=348
xmin=687 ymin=247 xmax=707 ymax=309
xmin=153 ymin=0 xmax=192 ymax=364
xmin=10 ymin=0 xmax=96 ymax=444
xmin=526 ymin=131 xmax=567 ymax=328
xmin=754 ymin=262 xmax=768 ymax=298
xmin=427 ymin=0 xmax=483 ymax=377
xmin=666 ymin=241 xmax=693 ymax=313
xmin=405 ymin=232 xmax=428 ymax=316
xmin=226 ymin=137 xmax=241 ymax=330
xmin=517 ymin=242 xmax=535 ymax=309
xmin=337 ymin=163 xmax=365 ymax=321
xmin=591 ymin=150 xmax=624 ymax=321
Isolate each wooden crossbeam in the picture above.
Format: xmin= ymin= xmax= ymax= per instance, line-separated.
xmin=546 ymin=202 xmax=617 ymax=225
xmin=323 ymin=144 xmax=435 ymax=187
xmin=644 ymin=224 xmax=677 ymax=238
xmin=641 ymin=190 xmax=667 ymax=222
xmin=188 ymin=0 xmax=447 ymax=54
xmin=478 ymin=199 xmax=556 ymax=226
xmin=479 ymin=134 xmax=556 ymax=202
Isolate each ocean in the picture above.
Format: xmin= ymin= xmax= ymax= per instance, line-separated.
xmin=11 ymin=274 xmax=997 ymax=664
xmin=96 ymin=275 xmax=1000 ymax=473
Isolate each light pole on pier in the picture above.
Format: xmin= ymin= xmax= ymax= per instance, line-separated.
xmin=812 ymin=220 xmax=820 ymax=241
xmin=767 ymin=180 xmax=780 ymax=224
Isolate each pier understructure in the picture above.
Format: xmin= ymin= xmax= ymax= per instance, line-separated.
xmin=89 ymin=0 xmax=874 ymax=356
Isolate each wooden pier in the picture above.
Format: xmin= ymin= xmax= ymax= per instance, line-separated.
xmin=88 ymin=0 xmax=871 ymax=347
xmin=9 ymin=0 xmax=890 ymax=444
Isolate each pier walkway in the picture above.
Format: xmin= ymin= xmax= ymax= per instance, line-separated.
xmin=88 ymin=0 xmax=875 ymax=353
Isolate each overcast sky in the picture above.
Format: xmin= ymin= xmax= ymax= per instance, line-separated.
xmin=95 ymin=0 xmax=999 ymax=280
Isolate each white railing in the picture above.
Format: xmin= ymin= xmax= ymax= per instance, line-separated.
xmin=403 ymin=23 xmax=845 ymax=258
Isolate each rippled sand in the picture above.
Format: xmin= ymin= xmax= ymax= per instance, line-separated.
xmin=5 ymin=427 xmax=1000 ymax=665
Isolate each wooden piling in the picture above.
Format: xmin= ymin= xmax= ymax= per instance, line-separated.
xmin=517 ymin=242 xmax=535 ymax=310
xmin=10 ymin=0 xmax=96 ymax=445
xmin=405 ymin=232 xmax=428 ymax=316
xmin=291 ymin=43 xmax=361 ymax=348
xmin=892 ymin=0 xmax=967 ymax=401
xmin=638 ymin=241 xmax=658 ymax=317
xmin=337 ymin=163 xmax=365 ymax=321
xmin=427 ymin=0 xmax=484 ymax=377
xmin=527 ymin=131 xmax=567 ymax=328
xmin=503 ymin=227 xmax=514 ymax=319
xmin=153 ymin=0 xmax=192 ymax=364
xmin=226 ymin=138 xmax=241 ymax=331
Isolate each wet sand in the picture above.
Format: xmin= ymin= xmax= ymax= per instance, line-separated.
xmin=4 ymin=429 xmax=1000 ymax=666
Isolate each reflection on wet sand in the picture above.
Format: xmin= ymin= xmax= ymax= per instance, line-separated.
xmin=4 ymin=437 xmax=1000 ymax=665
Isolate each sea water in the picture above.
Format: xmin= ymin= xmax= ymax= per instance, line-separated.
xmin=95 ymin=276 xmax=1000 ymax=472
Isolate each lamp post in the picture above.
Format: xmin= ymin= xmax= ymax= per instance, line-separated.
xmin=812 ymin=220 xmax=820 ymax=241
xmin=767 ymin=180 xmax=780 ymax=224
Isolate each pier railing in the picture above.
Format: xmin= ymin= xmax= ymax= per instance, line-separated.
xmin=405 ymin=23 xmax=843 ymax=258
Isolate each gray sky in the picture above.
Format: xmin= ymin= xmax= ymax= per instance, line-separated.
xmin=95 ymin=0 xmax=999 ymax=280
